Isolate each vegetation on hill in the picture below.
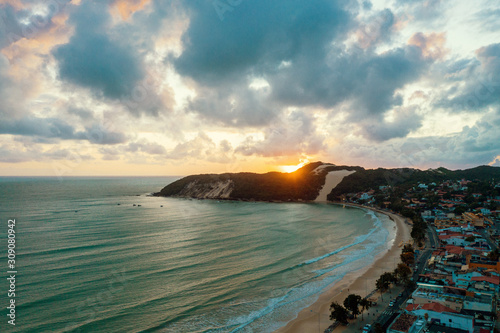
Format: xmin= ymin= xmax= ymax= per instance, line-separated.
xmin=155 ymin=162 xmax=339 ymax=201
xmin=327 ymin=165 xmax=500 ymax=201
xmin=154 ymin=162 xmax=500 ymax=202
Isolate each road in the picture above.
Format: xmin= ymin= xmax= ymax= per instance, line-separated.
xmin=478 ymin=229 xmax=498 ymax=251
xmin=369 ymin=226 xmax=435 ymax=331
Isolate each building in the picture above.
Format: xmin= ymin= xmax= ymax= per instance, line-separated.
xmin=388 ymin=313 xmax=425 ymax=333
xmin=407 ymin=302 xmax=474 ymax=332
xmin=411 ymin=285 xmax=464 ymax=312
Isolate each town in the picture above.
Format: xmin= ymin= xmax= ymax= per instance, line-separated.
xmin=329 ymin=176 xmax=500 ymax=333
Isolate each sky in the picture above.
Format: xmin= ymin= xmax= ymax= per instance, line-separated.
xmin=0 ymin=0 xmax=499 ymax=176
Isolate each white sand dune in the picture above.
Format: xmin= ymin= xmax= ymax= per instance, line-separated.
xmin=314 ymin=170 xmax=356 ymax=202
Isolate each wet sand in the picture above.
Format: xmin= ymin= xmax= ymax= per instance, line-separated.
xmin=275 ymin=204 xmax=411 ymax=333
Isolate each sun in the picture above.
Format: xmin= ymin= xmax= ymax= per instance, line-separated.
xmin=279 ymin=159 xmax=309 ymax=173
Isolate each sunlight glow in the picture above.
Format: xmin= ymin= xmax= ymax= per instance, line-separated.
xmin=280 ymin=160 xmax=308 ymax=173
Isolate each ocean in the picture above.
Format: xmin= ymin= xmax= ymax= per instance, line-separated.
xmin=0 ymin=177 xmax=395 ymax=332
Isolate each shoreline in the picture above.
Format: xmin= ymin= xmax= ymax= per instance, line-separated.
xmin=274 ymin=203 xmax=411 ymax=333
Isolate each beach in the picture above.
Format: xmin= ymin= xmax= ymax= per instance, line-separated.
xmin=275 ymin=205 xmax=412 ymax=333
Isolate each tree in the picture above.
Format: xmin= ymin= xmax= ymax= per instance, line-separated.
xmin=465 ymin=236 xmax=476 ymax=242
xmin=488 ymin=249 xmax=500 ymax=261
xmin=454 ymin=206 xmax=466 ymax=216
xmin=401 ymin=252 xmax=415 ymax=266
xmin=394 ymin=263 xmax=412 ymax=283
xmin=359 ymin=297 xmax=371 ymax=313
xmin=402 ymin=243 xmax=414 ymax=254
xmin=404 ymin=279 xmax=417 ymax=291
xmin=330 ymin=302 xmax=349 ymax=325
xmin=343 ymin=294 xmax=362 ymax=318
xmin=376 ymin=272 xmax=394 ymax=292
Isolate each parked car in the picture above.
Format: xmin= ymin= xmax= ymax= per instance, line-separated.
xmin=363 ymin=324 xmax=372 ymax=332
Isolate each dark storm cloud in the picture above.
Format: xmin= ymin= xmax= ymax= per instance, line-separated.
xmin=439 ymin=43 xmax=500 ymax=112
xmin=269 ymin=44 xmax=426 ymax=120
xmin=52 ymin=1 xmax=144 ymax=101
xmin=0 ymin=117 xmax=75 ymax=139
xmin=359 ymin=106 xmax=423 ymax=141
xmin=174 ymin=1 xmax=430 ymax=140
xmin=174 ymin=0 xmax=353 ymax=83
xmin=0 ymin=116 xmax=127 ymax=144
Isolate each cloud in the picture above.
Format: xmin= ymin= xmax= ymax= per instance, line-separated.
xmin=175 ymin=2 xmax=430 ymax=141
xmin=174 ymin=0 xmax=352 ymax=83
xmin=438 ymin=43 xmax=500 ymax=111
xmin=0 ymin=116 xmax=75 ymax=139
xmin=52 ymin=2 xmax=145 ymax=101
xmin=186 ymin=83 xmax=276 ymax=127
xmin=165 ymin=132 xmax=232 ymax=163
xmin=330 ymin=108 xmax=500 ymax=169
xmin=269 ymin=43 xmax=428 ymax=138
xmin=111 ymin=0 xmax=151 ymax=20
xmin=408 ymin=32 xmax=448 ymax=60
xmin=0 ymin=116 xmax=128 ymax=144
xmin=0 ymin=2 xmax=68 ymax=49
xmin=235 ymin=110 xmax=325 ymax=157
xmin=66 ymin=107 xmax=94 ymax=120
xmin=355 ymin=9 xmax=396 ymax=49
xmin=472 ymin=8 xmax=500 ymax=32
xmin=0 ymin=143 xmax=93 ymax=163
xmin=394 ymin=0 xmax=444 ymax=22
xmin=126 ymin=140 xmax=167 ymax=155
xmin=77 ymin=124 xmax=128 ymax=145
xmin=359 ymin=106 xmax=423 ymax=141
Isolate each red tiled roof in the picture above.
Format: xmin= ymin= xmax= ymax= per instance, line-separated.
xmin=421 ymin=302 xmax=458 ymax=313
xmin=471 ymin=276 xmax=500 ymax=285
xmin=444 ymin=245 xmax=465 ymax=255
xmin=406 ymin=304 xmax=421 ymax=311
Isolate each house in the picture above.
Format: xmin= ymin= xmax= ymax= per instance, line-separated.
xmin=466 ymin=255 xmax=500 ymax=273
xmin=387 ymin=313 xmax=425 ymax=333
xmin=470 ymin=276 xmax=500 ymax=293
xmin=462 ymin=212 xmax=484 ymax=228
xmin=452 ymin=271 xmax=483 ymax=288
xmin=411 ymin=285 xmax=464 ymax=312
xmin=406 ymin=302 xmax=474 ymax=332
xmin=463 ymin=293 xmax=494 ymax=312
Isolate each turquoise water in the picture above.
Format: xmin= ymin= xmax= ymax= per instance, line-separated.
xmin=0 ymin=177 xmax=395 ymax=332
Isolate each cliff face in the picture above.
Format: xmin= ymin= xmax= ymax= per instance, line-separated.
xmin=177 ymin=180 xmax=234 ymax=199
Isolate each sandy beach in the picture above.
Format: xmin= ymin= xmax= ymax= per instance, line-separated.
xmin=275 ymin=204 xmax=411 ymax=333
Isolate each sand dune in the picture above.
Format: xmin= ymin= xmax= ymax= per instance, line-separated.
xmin=314 ymin=170 xmax=356 ymax=202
